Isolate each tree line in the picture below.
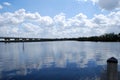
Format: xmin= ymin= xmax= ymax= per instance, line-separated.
xmin=40 ymin=33 xmax=120 ymax=42
xmin=1 ymin=33 xmax=120 ymax=42
xmin=76 ymin=33 xmax=120 ymax=42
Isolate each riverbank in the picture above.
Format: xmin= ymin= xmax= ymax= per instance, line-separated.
xmin=0 ymin=33 xmax=120 ymax=42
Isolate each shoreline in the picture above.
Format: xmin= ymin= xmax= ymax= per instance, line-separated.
xmin=0 ymin=39 xmax=120 ymax=43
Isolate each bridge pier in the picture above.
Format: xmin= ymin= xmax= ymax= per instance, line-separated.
xmin=15 ymin=38 xmax=19 ymax=41
xmin=23 ymin=38 xmax=27 ymax=41
xmin=4 ymin=38 xmax=10 ymax=41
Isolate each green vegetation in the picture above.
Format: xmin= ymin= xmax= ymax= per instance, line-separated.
xmin=40 ymin=33 xmax=120 ymax=42
xmin=0 ymin=33 xmax=120 ymax=42
xmin=76 ymin=33 xmax=120 ymax=42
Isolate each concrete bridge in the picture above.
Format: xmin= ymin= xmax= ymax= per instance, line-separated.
xmin=0 ymin=37 xmax=44 ymax=42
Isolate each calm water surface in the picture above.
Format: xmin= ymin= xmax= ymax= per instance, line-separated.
xmin=0 ymin=41 xmax=120 ymax=80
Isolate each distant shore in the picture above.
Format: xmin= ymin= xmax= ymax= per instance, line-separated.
xmin=0 ymin=33 xmax=120 ymax=42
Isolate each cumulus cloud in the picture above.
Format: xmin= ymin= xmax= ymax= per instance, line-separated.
xmin=22 ymin=23 xmax=42 ymax=32
xmin=3 ymin=2 xmax=11 ymax=6
xmin=76 ymin=0 xmax=98 ymax=4
xmin=0 ymin=9 xmax=120 ymax=38
xmin=98 ymin=0 xmax=120 ymax=10
xmin=77 ymin=0 xmax=120 ymax=10
xmin=92 ymin=0 xmax=120 ymax=10
xmin=0 ymin=2 xmax=11 ymax=10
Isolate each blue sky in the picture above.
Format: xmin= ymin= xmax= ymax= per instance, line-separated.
xmin=0 ymin=0 xmax=102 ymax=18
xmin=0 ymin=0 xmax=120 ymax=38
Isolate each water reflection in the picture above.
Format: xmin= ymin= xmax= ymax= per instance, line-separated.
xmin=0 ymin=41 xmax=120 ymax=80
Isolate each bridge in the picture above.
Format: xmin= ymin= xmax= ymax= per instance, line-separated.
xmin=0 ymin=37 xmax=53 ymax=42
xmin=0 ymin=37 xmax=75 ymax=42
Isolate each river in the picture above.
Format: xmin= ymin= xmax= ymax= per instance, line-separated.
xmin=0 ymin=41 xmax=120 ymax=80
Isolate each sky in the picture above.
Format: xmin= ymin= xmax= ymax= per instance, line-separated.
xmin=0 ymin=0 xmax=120 ymax=38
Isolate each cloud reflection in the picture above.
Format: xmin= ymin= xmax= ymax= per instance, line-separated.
xmin=0 ymin=42 xmax=120 ymax=79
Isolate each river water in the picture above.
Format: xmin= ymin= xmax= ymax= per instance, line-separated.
xmin=0 ymin=41 xmax=120 ymax=80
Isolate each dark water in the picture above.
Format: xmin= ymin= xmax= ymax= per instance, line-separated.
xmin=0 ymin=41 xmax=120 ymax=80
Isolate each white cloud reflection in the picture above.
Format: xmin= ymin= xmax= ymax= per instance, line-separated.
xmin=0 ymin=42 xmax=120 ymax=78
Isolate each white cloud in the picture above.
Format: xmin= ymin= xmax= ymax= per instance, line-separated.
xmin=25 ymin=12 xmax=41 ymax=20
xmin=54 ymin=13 xmax=66 ymax=27
xmin=0 ymin=9 xmax=120 ymax=38
xmin=75 ymin=13 xmax=87 ymax=19
xmin=22 ymin=23 xmax=42 ymax=33
xmin=0 ymin=2 xmax=11 ymax=10
xmin=76 ymin=0 xmax=87 ymax=2
xmin=3 ymin=2 xmax=11 ymax=6
xmin=0 ymin=5 xmax=3 ymax=9
xmin=76 ymin=0 xmax=98 ymax=4
xmin=38 ymin=16 xmax=53 ymax=27
xmin=98 ymin=0 xmax=120 ymax=10
xmin=91 ymin=0 xmax=98 ymax=3
xmin=76 ymin=0 xmax=120 ymax=10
